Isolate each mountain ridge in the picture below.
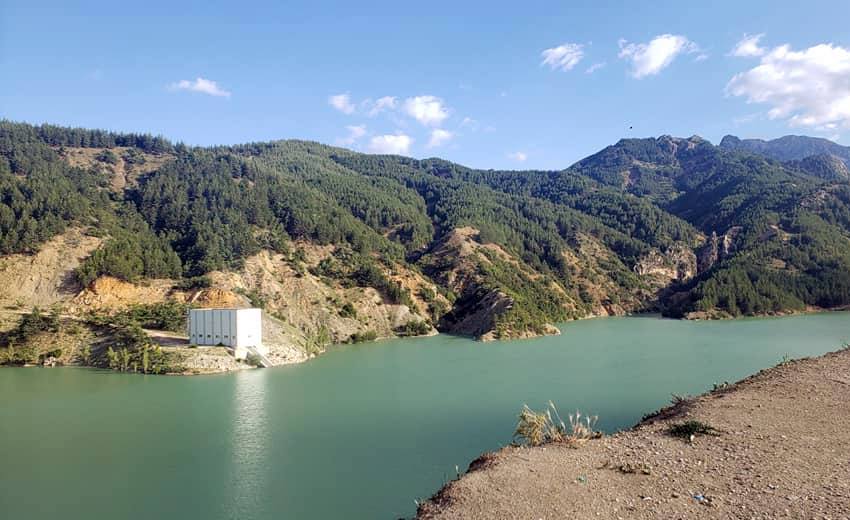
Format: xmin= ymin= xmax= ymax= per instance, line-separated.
xmin=3 ymin=120 xmax=850 ymax=371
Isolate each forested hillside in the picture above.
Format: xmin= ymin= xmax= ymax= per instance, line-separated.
xmin=720 ymin=134 xmax=850 ymax=167
xmin=3 ymin=121 xmax=850 ymax=343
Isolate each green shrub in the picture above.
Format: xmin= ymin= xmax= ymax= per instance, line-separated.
xmin=348 ymin=330 xmax=378 ymax=343
xmin=339 ymin=302 xmax=357 ymax=318
xmin=95 ymin=149 xmax=118 ymax=164
xmin=397 ymin=320 xmax=430 ymax=336
xmin=668 ymin=420 xmax=719 ymax=439
xmin=174 ymin=276 xmax=212 ymax=291
xmin=120 ymin=302 xmax=189 ymax=332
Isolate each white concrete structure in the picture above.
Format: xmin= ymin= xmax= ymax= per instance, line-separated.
xmin=188 ymin=308 xmax=266 ymax=360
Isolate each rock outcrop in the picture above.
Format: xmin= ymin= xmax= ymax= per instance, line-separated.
xmin=697 ymin=227 xmax=741 ymax=272
xmin=634 ymin=244 xmax=697 ymax=283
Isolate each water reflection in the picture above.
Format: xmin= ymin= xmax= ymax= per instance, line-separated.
xmin=227 ymin=369 xmax=270 ymax=517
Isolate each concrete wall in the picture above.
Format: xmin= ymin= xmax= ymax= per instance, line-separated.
xmin=188 ymin=309 xmax=264 ymax=358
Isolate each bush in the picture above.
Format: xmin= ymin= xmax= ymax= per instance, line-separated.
xmin=234 ymin=288 xmax=267 ymax=309
xmin=513 ymin=401 xmax=599 ymax=447
xmin=95 ymin=149 xmax=118 ymax=164
xmin=104 ymin=324 xmax=172 ymax=374
xmin=121 ymin=148 xmax=146 ymax=165
xmin=14 ymin=308 xmax=60 ymax=340
xmin=397 ymin=320 xmax=430 ymax=336
xmin=120 ymin=302 xmax=189 ymax=332
xmin=174 ymin=276 xmax=212 ymax=291
xmin=667 ymin=420 xmax=719 ymax=440
xmin=348 ymin=330 xmax=378 ymax=343
xmin=339 ymin=302 xmax=357 ymax=319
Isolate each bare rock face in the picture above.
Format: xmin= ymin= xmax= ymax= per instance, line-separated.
xmin=439 ymin=288 xmax=514 ymax=339
xmin=423 ymin=227 xmax=565 ymax=340
xmin=697 ymin=227 xmax=741 ymax=272
xmin=634 ymin=244 xmax=697 ymax=284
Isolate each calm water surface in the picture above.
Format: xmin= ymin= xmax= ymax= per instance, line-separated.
xmin=1 ymin=313 xmax=848 ymax=519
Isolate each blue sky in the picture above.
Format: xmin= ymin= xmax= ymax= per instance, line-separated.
xmin=2 ymin=0 xmax=850 ymax=169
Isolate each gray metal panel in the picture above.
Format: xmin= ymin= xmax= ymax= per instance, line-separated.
xmin=204 ymin=310 xmax=213 ymax=344
xmin=213 ymin=309 xmax=222 ymax=344
xmin=230 ymin=310 xmax=238 ymax=347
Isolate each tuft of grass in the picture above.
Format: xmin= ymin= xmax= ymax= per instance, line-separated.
xmin=513 ymin=401 xmax=599 ymax=447
xmin=668 ymin=420 xmax=719 ymax=440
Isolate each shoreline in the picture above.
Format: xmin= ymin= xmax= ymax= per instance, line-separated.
xmin=416 ymin=345 xmax=850 ymax=519
xmin=5 ymin=309 xmax=849 ymax=375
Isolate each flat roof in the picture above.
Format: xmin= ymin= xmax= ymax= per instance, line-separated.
xmin=189 ymin=307 xmax=262 ymax=311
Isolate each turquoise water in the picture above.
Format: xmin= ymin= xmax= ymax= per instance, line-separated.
xmin=1 ymin=313 xmax=848 ymax=519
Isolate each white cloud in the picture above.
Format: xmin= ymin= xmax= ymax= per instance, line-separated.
xmin=732 ymin=112 xmax=761 ymax=126
xmin=585 ymin=62 xmax=606 ymax=74
xmin=403 ymin=95 xmax=449 ymax=126
xmin=337 ymin=125 xmax=367 ymax=146
xmin=427 ymin=129 xmax=453 ymax=148
xmin=460 ymin=116 xmax=480 ymax=131
xmin=541 ymin=43 xmax=585 ymax=71
xmin=329 ymin=93 xmax=356 ymax=114
xmin=618 ymin=34 xmax=699 ymax=78
xmin=507 ymin=151 xmax=527 ymax=162
xmin=726 ymin=43 xmax=850 ymax=129
xmin=368 ymin=134 xmax=412 ymax=155
xmin=730 ymin=33 xmax=766 ymax=57
xmin=169 ymin=77 xmax=231 ymax=97
xmin=366 ymin=96 xmax=397 ymax=116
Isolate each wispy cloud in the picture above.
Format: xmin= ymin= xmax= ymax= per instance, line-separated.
xmin=169 ymin=77 xmax=231 ymax=97
xmin=585 ymin=62 xmax=606 ymax=74
xmin=541 ymin=43 xmax=585 ymax=71
xmin=403 ymin=95 xmax=449 ymax=126
xmin=726 ymin=43 xmax=850 ymax=129
xmin=328 ymin=93 xmax=356 ymax=114
xmin=368 ymin=134 xmax=413 ymax=154
xmin=507 ymin=151 xmax=527 ymax=162
xmin=365 ymin=96 xmax=397 ymax=117
xmin=732 ymin=112 xmax=762 ymax=126
xmin=730 ymin=33 xmax=766 ymax=57
xmin=337 ymin=125 xmax=367 ymax=146
xmin=460 ymin=117 xmax=480 ymax=132
xmin=427 ymin=129 xmax=453 ymax=148
xmin=618 ymin=34 xmax=700 ymax=78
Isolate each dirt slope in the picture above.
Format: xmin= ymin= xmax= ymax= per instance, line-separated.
xmin=417 ymin=348 xmax=850 ymax=519
xmin=0 ymin=228 xmax=101 ymax=308
xmin=207 ymin=247 xmax=434 ymax=347
xmin=59 ymin=146 xmax=173 ymax=191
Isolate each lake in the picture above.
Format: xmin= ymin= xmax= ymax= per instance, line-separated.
xmin=1 ymin=313 xmax=848 ymax=519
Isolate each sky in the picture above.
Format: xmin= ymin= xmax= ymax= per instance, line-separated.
xmin=2 ymin=0 xmax=850 ymax=169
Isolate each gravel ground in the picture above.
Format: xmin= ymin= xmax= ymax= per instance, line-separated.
xmin=417 ymin=348 xmax=850 ymax=519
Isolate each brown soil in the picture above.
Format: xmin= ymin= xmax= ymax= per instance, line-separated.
xmin=0 ymin=228 xmax=101 ymax=308
xmin=59 ymin=146 xmax=173 ymax=191
xmin=207 ymin=248 xmax=432 ymax=346
xmin=69 ymin=275 xmax=175 ymax=311
xmin=417 ymin=348 xmax=850 ymax=519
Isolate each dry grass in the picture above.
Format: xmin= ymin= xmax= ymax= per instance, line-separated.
xmin=513 ymin=401 xmax=599 ymax=447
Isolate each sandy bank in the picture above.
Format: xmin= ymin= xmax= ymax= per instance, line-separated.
xmin=417 ymin=347 xmax=850 ymax=519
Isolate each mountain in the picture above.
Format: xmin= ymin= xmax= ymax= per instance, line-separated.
xmin=720 ymin=134 xmax=850 ymax=168
xmin=2 ymin=121 xmax=850 ymax=367
xmin=784 ymin=154 xmax=850 ymax=181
